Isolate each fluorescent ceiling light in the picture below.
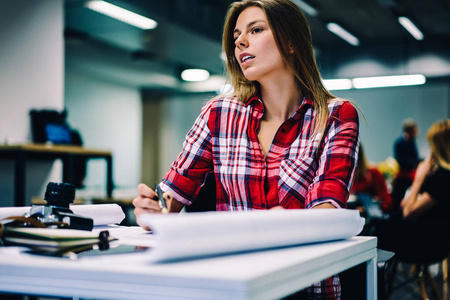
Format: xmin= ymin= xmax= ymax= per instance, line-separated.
xmin=181 ymin=69 xmax=210 ymax=82
xmin=398 ymin=17 xmax=424 ymax=41
xmin=291 ymin=0 xmax=318 ymax=17
xmin=85 ymin=1 xmax=158 ymax=30
xmin=323 ymin=79 xmax=352 ymax=90
xmin=352 ymin=74 xmax=426 ymax=89
xmin=326 ymin=23 xmax=360 ymax=46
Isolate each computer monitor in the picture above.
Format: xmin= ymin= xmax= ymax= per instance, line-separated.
xmin=45 ymin=123 xmax=72 ymax=144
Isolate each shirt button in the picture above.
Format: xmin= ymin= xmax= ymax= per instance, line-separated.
xmin=281 ymin=128 xmax=286 ymax=133
xmin=261 ymin=203 xmax=266 ymax=208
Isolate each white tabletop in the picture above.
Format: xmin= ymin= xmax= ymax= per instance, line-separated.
xmin=0 ymin=227 xmax=377 ymax=300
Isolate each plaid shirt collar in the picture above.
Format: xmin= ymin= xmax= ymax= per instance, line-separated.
xmin=245 ymin=94 xmax=315 ymax=120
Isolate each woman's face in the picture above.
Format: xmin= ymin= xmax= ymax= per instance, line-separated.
xmin=233 ymin=6 xmax=288 ymax=83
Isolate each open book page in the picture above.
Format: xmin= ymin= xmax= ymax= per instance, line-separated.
xmin=138 ymin=209 xmax=365 ymax=262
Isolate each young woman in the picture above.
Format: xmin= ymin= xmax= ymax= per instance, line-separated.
xmin=133 ymin=1 xmax=360 ymax=298
xmin=401 ymin=119 xmax=450 ymax=219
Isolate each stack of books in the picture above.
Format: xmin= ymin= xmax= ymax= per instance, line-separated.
xmin=2 ymin=227 xmax=116 ymax=256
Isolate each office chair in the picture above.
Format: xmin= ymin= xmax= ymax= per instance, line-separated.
xmin=185 ymin=172 xmax=216 ymax=212
xmin=372 ymin=217 xmax=450 ymax=300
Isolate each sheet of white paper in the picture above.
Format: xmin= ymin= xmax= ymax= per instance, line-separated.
xmin=0 ymin=204 xmax=125 ymax=226
xmin=139 ymin=209 xmax=365 ymax=262
xmin=95 ymin=225 xmax=156 ymax=247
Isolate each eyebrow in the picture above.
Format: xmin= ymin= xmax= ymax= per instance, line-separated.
xmin=233 ymin=20 xmax=266 ymax=35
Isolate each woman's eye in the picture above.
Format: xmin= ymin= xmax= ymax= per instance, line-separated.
xmin=252 ymin=27 xmax=263 ymax=34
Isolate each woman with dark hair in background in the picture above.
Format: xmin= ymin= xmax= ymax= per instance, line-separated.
xmin=351 ymin=144 xmax=393 ymax=213
xmin=133 ymin=1 xmax=360 ymax=298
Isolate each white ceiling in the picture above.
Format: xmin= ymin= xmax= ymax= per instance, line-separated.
xmin=64 ymin=0 xmax=450 ymax=92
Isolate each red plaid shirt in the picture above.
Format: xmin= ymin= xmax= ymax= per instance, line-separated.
xmin=162 ymin=95 xmax=359 ymax=209
xmin=161 ymin=95 xmax=359 ymax=299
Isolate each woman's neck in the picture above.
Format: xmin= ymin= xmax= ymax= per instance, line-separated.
xmin=259 ymin=75 xmax=302 ymax=123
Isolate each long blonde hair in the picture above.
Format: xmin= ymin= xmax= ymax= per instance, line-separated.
xmin=222 ymin=0 xmax=334 ymax=136
xmin=427 ymin=119 xmax=450 ymax=170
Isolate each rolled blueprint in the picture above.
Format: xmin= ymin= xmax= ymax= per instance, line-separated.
xmin=139 ymin=208 xmax=365 ymax=262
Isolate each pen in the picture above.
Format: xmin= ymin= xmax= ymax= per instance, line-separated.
xmin=155 ymin=184 xmax=169 ymax=214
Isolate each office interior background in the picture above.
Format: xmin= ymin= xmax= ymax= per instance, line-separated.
xmin=0 ymin=0 xmax=449 ymax=207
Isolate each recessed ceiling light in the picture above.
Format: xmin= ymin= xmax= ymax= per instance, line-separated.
xmin=326 ymin=23 xmax=360 ymax=46
xmin=290 ymin=0 xmax=318 ymax=17
xmin=398 ymin=17 xmax=424 ymax=41
xmin=85 ymin=1 xmax=158 ymax=30
xmin=181 ymin=69 xmax=210 ymax=82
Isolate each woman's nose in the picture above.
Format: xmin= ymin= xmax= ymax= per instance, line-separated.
xmin=235 ymin=34 xmax=248 ymax=48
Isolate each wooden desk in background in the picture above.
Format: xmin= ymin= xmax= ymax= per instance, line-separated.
xmin=0 ymin=144 xmax=114 ymax=206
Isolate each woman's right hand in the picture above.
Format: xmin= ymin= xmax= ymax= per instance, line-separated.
xmin=414 ymin=156 xmax=434 ymax=183
xmin=400 ymin=155 xmax=434 ymax=211
xmin=132 ymin=183 xmax=172 ymax=231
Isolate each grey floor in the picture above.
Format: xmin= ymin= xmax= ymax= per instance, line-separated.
xmin=388 ymin=260 xmax=449 ymax=300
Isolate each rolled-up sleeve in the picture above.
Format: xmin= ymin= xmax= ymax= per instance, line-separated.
xmin=161 ymin=101 xmax=214 ymax=205
xmin=306 ymin=101 xmax=360 ymax=208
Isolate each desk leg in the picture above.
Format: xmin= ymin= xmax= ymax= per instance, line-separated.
xmin=366 ymin=251 xmax=378 ymax=300
xmin=14 ymin=152 xmax=26 ymax=206
xmin=63 ymin=155 xmax=76 ymax=185
xmin=106 ymin=156 xmax=113 ymax=198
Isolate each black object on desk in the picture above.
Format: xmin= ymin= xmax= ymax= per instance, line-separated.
xmin=29 ymin=182 xmax=94 ymax=231
xmin=0 ymin=144 xmax=114 ymax=206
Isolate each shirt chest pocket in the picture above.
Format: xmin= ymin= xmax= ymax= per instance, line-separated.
xmin=278 ymin=156 xmax=319 ymax=203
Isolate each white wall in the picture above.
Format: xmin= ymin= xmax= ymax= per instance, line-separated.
xmin=64 ymin=68 xmax=142 ymax=192
xmin=334 ymin=82 xmax=449 ymax=164
xmin=0 ymin=0 xmax=64 ymax=206
xmin=158 ymin=94 xmax=214 ymax=178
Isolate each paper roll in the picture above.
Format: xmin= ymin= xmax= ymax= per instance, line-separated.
xmin=139 ymin=208 xmax=365 ymax=262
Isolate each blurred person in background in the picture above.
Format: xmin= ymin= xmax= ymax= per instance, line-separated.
xmin=351 ymin=144 xmax=393 ymax=213
xmin=401 ymin=119 xmax=450 ymax=220
xmin=391 ymin=118 xmax=420 ymax=213
xmin=374 ymin=120 xmax=450 ymax=266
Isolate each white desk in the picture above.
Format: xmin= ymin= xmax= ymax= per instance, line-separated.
xmin=0 ymin=227 xmax=377 ymax=300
